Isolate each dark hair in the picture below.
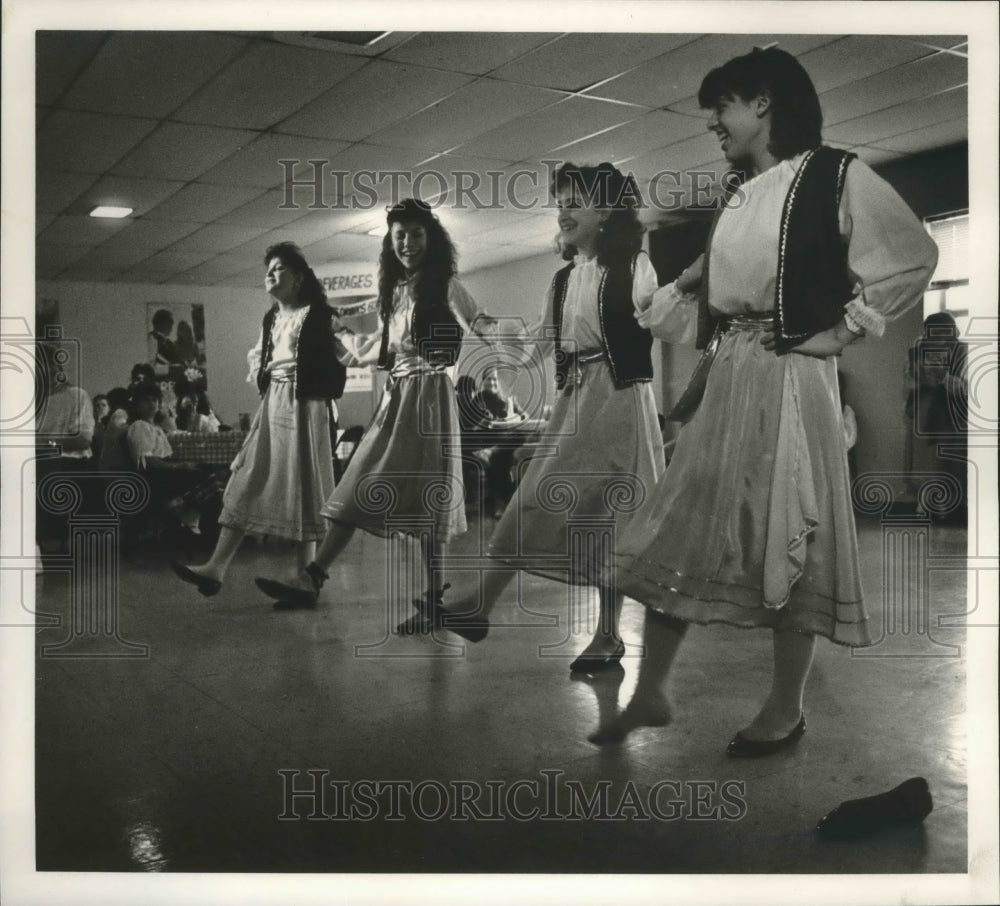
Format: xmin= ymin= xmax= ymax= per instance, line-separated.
xmin=130 ymin=362 xmax=155 ymax=383
xmin=698 ymin=47 xmax=822 ymax=161
xmin=106 ymin=386 xmax=129 ymax=413
xmin=377 ymin=198 xmax=457 ymax=326
xmin=128 ymin=380 xmax=161 ymax=412
xmin=264 ymin=242 xmax=326 ymax=306
xmin=93 ymin=393 xmax=108 ymax=406
xmin=550 ymin=162 xmax=644 ymax=268
xmin=152 ymin=308 xmax=173 ymax=331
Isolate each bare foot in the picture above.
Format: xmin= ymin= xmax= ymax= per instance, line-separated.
xmin=588 ymin=691 xmax=672 ymax=745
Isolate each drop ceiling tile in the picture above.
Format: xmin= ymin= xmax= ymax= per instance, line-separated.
xmin=907 ymin=36 xmax=968 ymax=51
xmin=36 ymin=171 xmax=98 ymax=214
xmin=59 ymin=32 xmax=249 ymax=119
xmin=265 ymin=32 xmax=413 ymax=59
xmin=215 ymin=189 xmax=320 ymax=228
xmin=554 ymin=109 xmax=707 ymax=167
xmin=820 ymin=52 xmax=968 ymax=126
xmin=36 ymin=213 xmax=58 ymax=235
xmin=461 ymin=244 xmax=549 ymax=274
xmin=825 ymin=86 xmax=968 ymax=147
xmin=458 ymin=96 xmax=634 ymax=161
xmin=168 ymin=223 xmax=269 ymax=255
xmin=35 ymin=243 xmax=92 ymax=277
xmin=618 ymin=130 xmax=723 ymax=182
xmin=111 ymin=122 xmax=258 ymax=181
xmin=300 ymin=232 xmax=383 ymax=264
xmin=797 ymin=35 xmax=939 ymax=94
xmin=95 ymin=219 xmax=203 ymax=251
xmin=280 ymin=60 xmax=474 ymax=142
xmin=492 ymin=33 xmax=697 ymax=92
xmin=870 ymin=118 xmax=968 ymax=154
xmin=58 ymin=244 xmax=156 ymax=281
xmin=385 ymin=32 xmax=558 ymax=75
xmin=36 ymin=110 xmax=158 ymax=173
xmin=198 ymin=134 xmax=351 ymax=190
xmin=493 ymin=162 xmax=559 ymax=210
xmin=470 ymin=213 xmax=561 ymax=246
xmin=68 ymin=244 xmax=158 ymax=272
xmin=143 ymin=184 xmax=266 ymax=223
xmin=409 ymin=153 xmax=517 ymax=205
xmin=173 ymin=40 xmax=367 ymax=130
xmin=69 ymin=175 xmax=187 ymax=217
xmin=367 ymin=79 xmax=562 ymax=152
xmin=116 ymin=251 xmax=219 ymax=284
xmin=36 ymin=31 xmax=108 ymax=106
xmin=594 ymin=34 xmax=842 ymax=108
xmin=435 ymin=208 xmax=535 ymax=241
xmin=37 ymin=214 xmax=132 ymax=247
xmin=279 ymin=208 xmax=380 ymax=242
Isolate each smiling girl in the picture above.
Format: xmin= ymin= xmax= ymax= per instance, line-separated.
xmin=591 ymin=48 xmax=938 ymax=749
xmin=254 ymin=199 xmax=495 ymax=611
xmin=406 ymin=163 xmax=666 ymax=672
xmin=172 ymin=242 xmax=347 ymax=598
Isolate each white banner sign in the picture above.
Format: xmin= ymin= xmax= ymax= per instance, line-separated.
xmin=313 ymin=261 xmax=378 ymax=299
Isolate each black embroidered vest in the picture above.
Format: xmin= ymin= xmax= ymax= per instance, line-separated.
xmin=551 ymin=252 xmax=654 ymax=389
xmin=376 ymin=279 xmax=464 ymax=371
xmin=256 ymin=301 xmax=347 ymax=400
xmin=696 ymin=146 xmax=857 ymax=353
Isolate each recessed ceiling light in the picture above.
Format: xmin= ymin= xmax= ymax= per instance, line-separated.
xmin=89 ymin=205 xmax=133 ymax=218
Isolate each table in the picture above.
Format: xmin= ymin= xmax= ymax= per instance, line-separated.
xmin=167 ymin=430 xmax=247 ymax=467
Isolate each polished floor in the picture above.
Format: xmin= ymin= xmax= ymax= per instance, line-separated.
xmin=34 ymin=513 xmax=969 ymax=877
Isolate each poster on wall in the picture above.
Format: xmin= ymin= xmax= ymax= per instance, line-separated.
xmin=146 ymin=302 xmax=208 ymax=388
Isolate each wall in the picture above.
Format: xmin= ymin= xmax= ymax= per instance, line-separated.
xmin=36 ymin=279 xmax=387 ymax=429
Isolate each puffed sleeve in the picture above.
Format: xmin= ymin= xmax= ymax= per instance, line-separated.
xmin=447 ymin=277 xmax=494 ymax=336
xmin=637 ymin=282 xmax=700 ymax=346
xmin=77 ymin=389 xmax=95 ymax=443
xmin=246 ymin=328 xmax=263 ymax=383
xmin=515 ymin=281 xmax=557 ymax=365
xmin=126 ymin=422 xmax=154 ymax=469
xmin=839 ymin=159 xmax=939 ymax=337
xmin=335 ymin=327 xmax=382 ymax=367
xmin=631 ymin=252 xmax=660 ymax=313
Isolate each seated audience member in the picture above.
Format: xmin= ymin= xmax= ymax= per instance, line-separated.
xmin=473 ymin=366 xmax=526 ymax=424
xmin=125 ymin=382 xmax=208 ymax=535
xmin=174 ymin=380 xmax=221 ymax=433
xmin=129 ymin=362 xmax=177 ymax=432
xmin=91 ymin=393 xmax=110 ymax=458
xmin=471 ymin=367 xmax=527 ymax=520
xmin=35 ymin=346 xmax=95 ymax=548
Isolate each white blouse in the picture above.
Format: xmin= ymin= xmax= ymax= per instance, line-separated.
xmin=639 ymin=154 xmax=939 ymax=343
xmin=528 ymin=252 xmax=660 ymax=361
xmin=336 ymin=277 xmax=486 ymax=368
xmin=246 ymin=305 xmax=354 ymax=382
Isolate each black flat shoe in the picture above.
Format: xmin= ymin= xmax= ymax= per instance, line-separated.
xmin=171 ymin=561 xmax=222 ymax=597
xmin=271 ymin=597 xmax=317 ymax=611
xmin=394 ymin=613 xmax=433 ymax=635
xmin=726 ymin=714 xmax=806 ymax=757
xmin=816 ymin=777 xmax=933 ymax=840
xmin=255 ymin=562 xmax=328 ymax=608
xmin=411 ymin=586 xmax=489 ymax=643
xmin=569 ymin=642 xmax=626 ymax=674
